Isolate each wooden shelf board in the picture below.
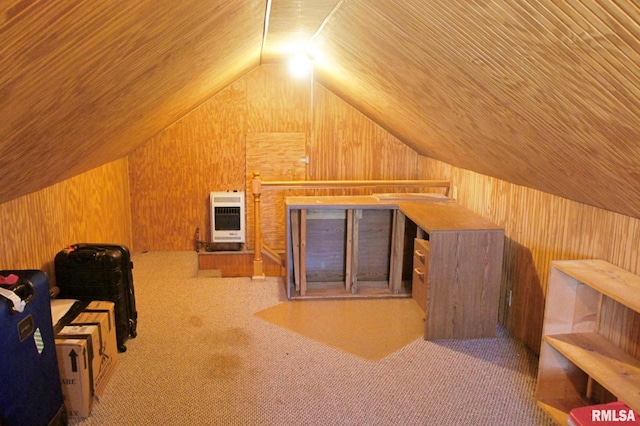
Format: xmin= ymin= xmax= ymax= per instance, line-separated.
xmin=551 ymin=260 xmax=640 ymax=313
xmin=544 ymin=333 xmax=640 ymax=412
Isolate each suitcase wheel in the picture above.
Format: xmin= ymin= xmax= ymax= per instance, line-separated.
xmin=118 ymin=344 xmax=127 ymax=353
xmin=129 ymin=319 xmax=137 ymax=338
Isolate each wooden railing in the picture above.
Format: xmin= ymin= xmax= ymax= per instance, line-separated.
xmin=250 ymin=171 xmax=451 ymax=279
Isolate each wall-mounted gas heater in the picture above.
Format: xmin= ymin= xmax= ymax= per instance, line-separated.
xmin=210 ymin=191 xmax=245 ymax=243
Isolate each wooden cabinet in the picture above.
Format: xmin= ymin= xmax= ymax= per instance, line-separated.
xmin=403 ymin=205 xmax=505 ymax=340
xmin=285 ymin=195 xmax=505 ymax=340
xmin=535 ymin=259 xmax=640 ymax=424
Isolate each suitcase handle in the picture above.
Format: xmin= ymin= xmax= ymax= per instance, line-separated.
xmin=0 ymin=279 xmax=35 ymax=313
xmin=68 ymin=247 xmax=106 ymax=263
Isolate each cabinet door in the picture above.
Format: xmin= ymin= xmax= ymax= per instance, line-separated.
xmin=412 ymin=238 xmax=430 ymax=312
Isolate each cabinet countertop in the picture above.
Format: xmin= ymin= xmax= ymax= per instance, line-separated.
xmin=285 ymin=195 xmax=504 ymax=232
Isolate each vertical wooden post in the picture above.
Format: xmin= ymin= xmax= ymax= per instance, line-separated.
xmin=299 ymin=209 xmax=307 ymax=296
xmin=351 ymin=209 xmax=361 ymax=294
xmin=389 ymin=210 xmax=406 ymax=294
xmin=252 ymin=171 xmax=265 ymax=280
xmin=345 ymin=209 xmax=354 ymax=293
xmin=290 ymin=210 xmax=301 ymax=292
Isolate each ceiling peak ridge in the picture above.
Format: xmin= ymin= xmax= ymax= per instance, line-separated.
xmin=259 ymin=0 xmax=273 ymax=65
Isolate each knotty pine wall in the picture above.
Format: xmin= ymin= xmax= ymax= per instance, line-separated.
xmin=0 ymin=158 xmax=133 ymax=286
xmin=129 ymin=64 xmax=421 ymax=251
xmin=418 ymin=156 xmax=640 ymax=354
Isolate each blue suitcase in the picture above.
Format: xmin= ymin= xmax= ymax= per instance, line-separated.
xmin=0 ymin=270 xmax=68 ymax=426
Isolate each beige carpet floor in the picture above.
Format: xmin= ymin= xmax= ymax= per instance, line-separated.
xmin=70 ymin=251 xmax=553 ymax=426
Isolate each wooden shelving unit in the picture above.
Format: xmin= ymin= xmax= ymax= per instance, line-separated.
xmin=536 ymin=259 xmax=640 ymax=424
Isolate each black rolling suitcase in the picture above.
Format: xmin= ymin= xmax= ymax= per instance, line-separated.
xmin=54 ymin=243 xmax=138 ymax=352
xmin=0 ymin=270 xmax=68 ymax=426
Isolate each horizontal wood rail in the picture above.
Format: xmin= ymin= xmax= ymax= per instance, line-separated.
xmin=250 ymin=171 xmax=451 ymax=280
xmin=261 ymin=179 xmax=451 ymax=191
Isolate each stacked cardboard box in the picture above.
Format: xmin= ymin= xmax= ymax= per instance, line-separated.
xmin=54 ymin=301 xmax=119 ymax=418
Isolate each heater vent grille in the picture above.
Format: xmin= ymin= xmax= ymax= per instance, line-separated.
xmin=210 ymin=191 xmax=245 ymax=243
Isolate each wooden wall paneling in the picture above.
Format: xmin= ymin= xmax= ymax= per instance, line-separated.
xmin=75 ymin=159 xmax=133 ymax=245
xmin=242 ymin=65 xmax=311 ymax=252
xmin=0 ymin=159 xmax=132 ymax=283
xmin=129 ymin=81 xmax=247 ymax=251
xmin=48 ymin=169 xmax=90 ymax=243
xmin=0 ymin=193 xmax=47 ymax=270
xmin=311 ymin=83 xmax=420 ymax=183
xmin=129 ymin=65 xmax=444 ymax=252
xmin=598 ymin=300 xmax=640 ymax=359
xmin=245 ymin=64 xmax=311 ymax=134
xmin=130 ymin=126 xmax=200 ymax=251
xmin=245 ymin=132 xmax=307 ymax=251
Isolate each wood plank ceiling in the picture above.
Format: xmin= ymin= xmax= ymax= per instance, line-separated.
xmin=0 ymin=0 xmax=265 ymax=202
xmin=1 ymin=0 xmax=640 ymax=219
xmin=309 ymin=0 xmax=640 ymax=219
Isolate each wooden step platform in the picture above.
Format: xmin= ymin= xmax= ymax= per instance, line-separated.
xmin=197 ymin=250 xmax=284 ymax=277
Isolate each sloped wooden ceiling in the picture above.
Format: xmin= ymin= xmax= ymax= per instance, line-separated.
xmin=0 ymin=0 xmax=264 ymax=203
xmin=2 ymin=0 xmax=640 ymax=220
xmin=309 ymin=0 xmax=640 ymax=219
xmin=261 ymin=0 xmax=338 ymax=62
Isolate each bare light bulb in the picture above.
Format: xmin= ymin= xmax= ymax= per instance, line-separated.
xmin=289 ymin=54 xmax=311 ymax=78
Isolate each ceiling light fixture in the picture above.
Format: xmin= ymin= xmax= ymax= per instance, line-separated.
xmin=289 ymin=53 xmax=312 ymax=78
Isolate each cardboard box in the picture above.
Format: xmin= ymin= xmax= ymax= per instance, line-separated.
xmin=55 ymin=326 xmax=97 ymax=418
xmin=54 ymin=300 xmax=119 ymax=418
xmin=70 ymin=301 xmax=119 ymax=397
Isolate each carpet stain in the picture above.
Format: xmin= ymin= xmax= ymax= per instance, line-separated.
xmin=204 ymin=327 xmax=252 ymax=348
xmin=206 ymin=353 xmax=242 ymax=379
xmin=188 ymin=315 xmax=204 ymax=327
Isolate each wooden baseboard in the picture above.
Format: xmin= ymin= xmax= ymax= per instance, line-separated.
xmin=197 ymin=250 xmax=284 ymax=277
